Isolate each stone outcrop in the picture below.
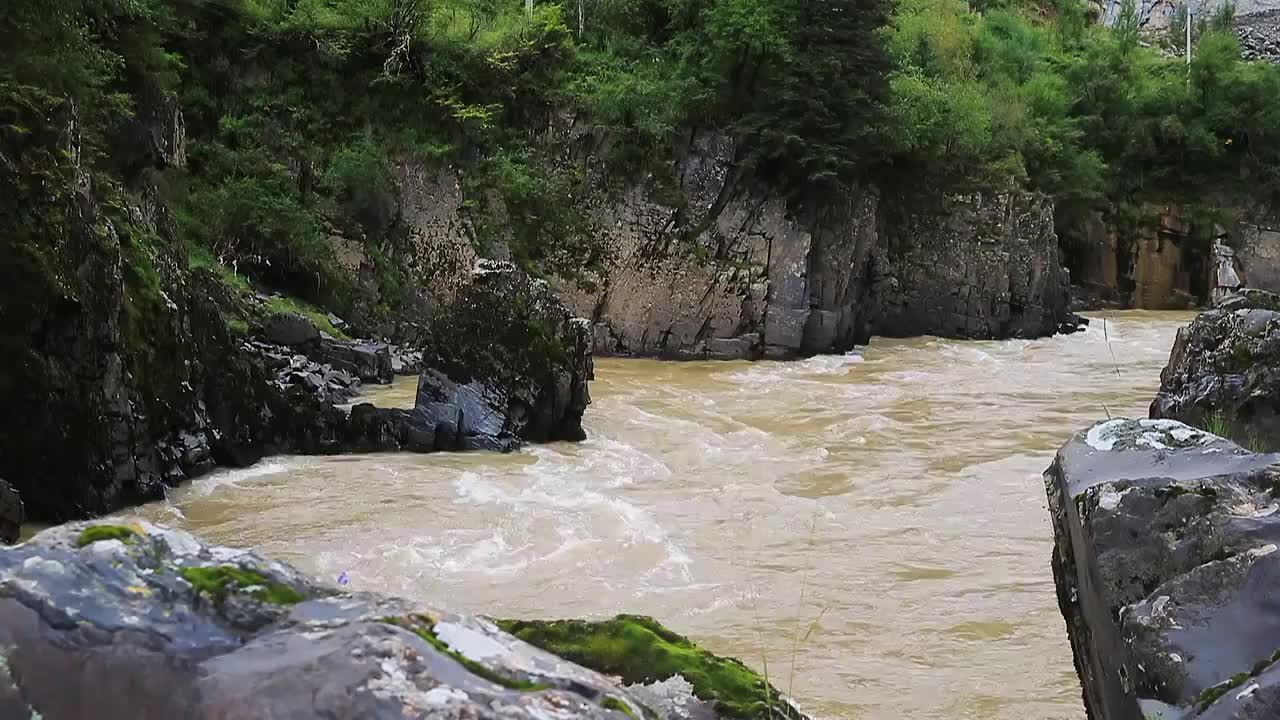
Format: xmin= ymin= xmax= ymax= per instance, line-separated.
xmin=0 ymin=521 xmax=807 ymax=720
xmin=1046 ymin=418 xmax=1280 ymax=720
xmin=416 ymin=260 xmax=593 ymax=447
xmin=870 ymin=191 xmax=1081 ymax=338
xmin=1151 ymin=289 xmax=1280 ymax=450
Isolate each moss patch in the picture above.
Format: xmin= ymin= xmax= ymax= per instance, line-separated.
xmin=75 ymin=525 xmax=139 ymax=547
xmin=602 ymin=696 xmax=638 ymax=719
xmin=497 ymin=615 xmax=781 ymax=719
xmin=1197 ymin=649 xmax=1280 ymax=710
xmin=384 ymin=615 xmax=549 ymax=692
xmin=180 ymin=565 xmax=304 ymax=605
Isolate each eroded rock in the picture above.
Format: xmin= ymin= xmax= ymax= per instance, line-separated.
xmin=0 ymin=522 xmax=806 ymax=720
xmin=1046 ymin=418 xmax=1280 ymax=720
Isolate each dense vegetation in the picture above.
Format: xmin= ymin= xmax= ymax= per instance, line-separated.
xmin=6 ymin=0 xmax=1280 ymax=325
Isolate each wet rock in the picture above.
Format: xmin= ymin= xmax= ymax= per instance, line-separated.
xmin=1150 ymin=289 xmax=1280 ymax=451
xmin=0 ymin=522 xmax=807 ymax=720
xmin=0 ymin=480 xmax=21 ymax=544
xmin=261 ymin=311 xmax=321 ymax=347
xmin=1045 ymin=417 xmax=1280 ymax=720
xmin=418 ymin=260 xmax=593 ymax=446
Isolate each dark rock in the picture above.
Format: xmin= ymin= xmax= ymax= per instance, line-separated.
xmin=0 ymin=480 xmax=21 ymax=544
xmin=261 ymin=311 xmax=320 ymax=347
xmin=1150 ymin=289 xmax=1280 ymax=451
xmin=0 ymin=522 xmax=808 ymax=720
xmin=419 ymin=260 xmax=593 ymax=446
xmin=1046 ymin=418 xmax=1280 ymax=720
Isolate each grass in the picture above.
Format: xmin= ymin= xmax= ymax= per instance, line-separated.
xmin=265 ymin=295 xmax=349 ymax=339
xmin=1196 ymin=648 xmax=1280 ymax=710
xmin=1201 ymin=411 xmax=1232 ymax=439
xmin=180 ymin=564 xmax=305 ymax=605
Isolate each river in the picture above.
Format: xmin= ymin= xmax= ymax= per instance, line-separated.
xmin=127 ymin=310 xmax=1195 ymax=720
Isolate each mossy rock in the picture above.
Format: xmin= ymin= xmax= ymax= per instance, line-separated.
xmin=498 ymin=615 xmax=795 ymax=720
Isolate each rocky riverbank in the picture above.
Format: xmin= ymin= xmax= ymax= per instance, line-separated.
xmin=0 ymin=521 xmax=803 ymax=720
xmin=1047 ymin=290 xmax=1280 ymax=719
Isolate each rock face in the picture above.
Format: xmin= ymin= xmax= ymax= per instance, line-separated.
xmin=1150 ymin=289 xmax=1280 ymax=450
xmin=554 ymin=136 xmax=1079 ymax=356
xmin=557 ymin=133 xmax=881 ymax=359
xmin=0 ymin=521 xmax=806 ymax=720
xmin=870 ymin=191 xmax=1081 ymax=338
xmin=1046 ymin=418 xmax=1280 ymax=720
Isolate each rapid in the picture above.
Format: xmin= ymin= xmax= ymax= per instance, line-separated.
xmin=129 ymin=310 xmax=1196 ymax=719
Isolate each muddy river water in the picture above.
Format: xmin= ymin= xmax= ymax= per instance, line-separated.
xmin=129 ymin=311 xmax=1196 ymax=720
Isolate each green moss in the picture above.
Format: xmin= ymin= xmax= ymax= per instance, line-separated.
xmin=1197 ymin=650 xmax=1280 ymax=710
xmin=383 ymin=615 xmax=549 ymax=692
xmin=497 ymin=615 xmax=784 ymax=719
xmin=602 ymin=696 xmax=638 ymax=719
xmin=180 ymin=565 xmax=304 ymax=605
xmin=75 ymin=525 xmax=139 ymax=547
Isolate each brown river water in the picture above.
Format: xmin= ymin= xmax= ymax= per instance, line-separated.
xmin=123 ymin=310 xmax=1197 ymax=720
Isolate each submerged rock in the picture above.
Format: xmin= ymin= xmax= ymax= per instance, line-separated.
xmin=1150 ymin=289 xmax=1280 ymax=451
xmin=1046 ymin=418 xmax=1280 ymax=720
xmin=0 ymin=522 xmax=806 ymax=720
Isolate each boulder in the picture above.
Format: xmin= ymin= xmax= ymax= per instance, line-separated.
xmin=1150 ymin=289 xmax=1280 ymax=451
xmin=261 ymin=311 xmax=321 ymax=347
xmin=1046 ymin=418 xmax=1280 ymax=720
xmin=0 ymin=480 xmax=21 ymax=544
xmin=0 ymin=522 xmax=809 ymax=720
xmin=417 ymin=260 xmax=593 ymax=447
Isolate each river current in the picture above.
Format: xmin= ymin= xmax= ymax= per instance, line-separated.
xmin=128 ymin=311 xmax=1196 ymax=719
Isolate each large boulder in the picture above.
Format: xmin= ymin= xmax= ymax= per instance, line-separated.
xmin=0 ymin=521 xmax=808 ymax=720
xmin=1046 ymin=418 xmax=1280 ymax=720
xmin=415 ymin=260 xmax=593 ymax=448
xmin=1150 ymin=289 xmax=1280 ymax=451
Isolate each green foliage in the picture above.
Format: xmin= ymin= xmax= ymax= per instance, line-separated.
xmin=498 ymin=615 xmax=789 ymax=720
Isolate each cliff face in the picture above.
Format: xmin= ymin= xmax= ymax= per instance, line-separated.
xmin=871 ymin=191 xmax=1077 ymax=339
xmin=343 ymin=131 xmax=1080 ymax=360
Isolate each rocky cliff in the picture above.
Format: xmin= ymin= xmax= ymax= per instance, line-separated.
xmin=0 ymin=521 xmax=807 ymax=720
xmin=1046 ymin=418 xmax=1280 ymax=720
xmin=550 ymin=135 xmax=1079 ymax=358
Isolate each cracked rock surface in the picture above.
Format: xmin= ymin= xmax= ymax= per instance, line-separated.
xmin=1046 ymin=418 xmax=1280 ymax=719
